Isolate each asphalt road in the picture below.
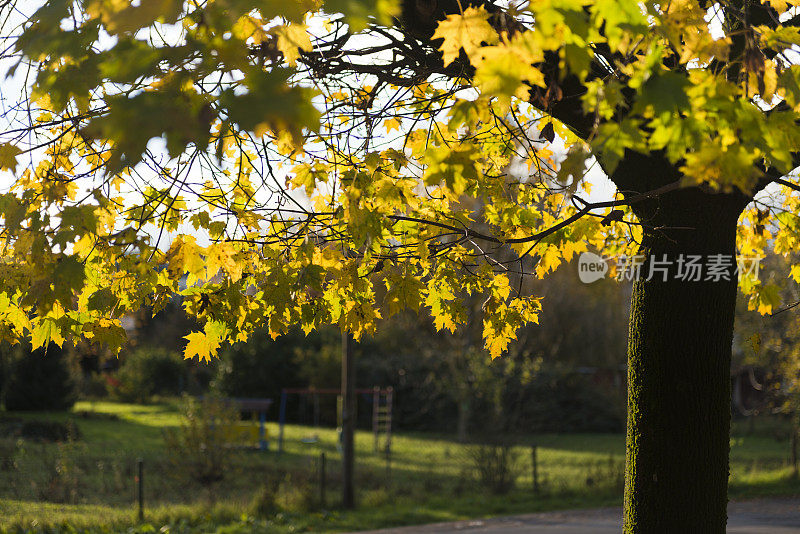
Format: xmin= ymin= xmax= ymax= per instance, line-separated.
xmin=353 ymin=498 xmax=800 ymax=534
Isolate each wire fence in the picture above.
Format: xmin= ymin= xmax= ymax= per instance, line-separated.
xmin=0 ymin=433 xmax=626 ymax=516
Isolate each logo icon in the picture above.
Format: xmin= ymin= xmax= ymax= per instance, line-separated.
xmin=578 ymin=251 xmax=609 ymax=284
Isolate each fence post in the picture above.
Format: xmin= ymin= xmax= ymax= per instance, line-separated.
xmin=373 ymin=386 xmax=380 ymax=453
xmin=136 ymin=458 xmax=144 ymax=521
xmin=278 ymin=390 xmax=288 ymax=454
xmin=385 ymin=445 xmax=391 ymax=491
xmin=320 ymin=452 xmax=327 ymax=507
xmin=259 ymin=410 xmax=267 ymax=451
xmin=531 ymin=446 xmax=539 ymax=493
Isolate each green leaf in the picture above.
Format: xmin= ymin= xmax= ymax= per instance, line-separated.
xmin=31 ymin=316 xmax=66 ymax=349
xmin=324 ymin=0 xmax=400 ymax=31
xmin=220 ymin=69 xmax=320 ymax=145
xmin=636 ymin=71 xmax=691 ymax=117
xmin=84 ymin=86 xmax=211 ymax=171
xmin=87 ymin=288 xmax=118 ymax=313
xmin=82 ymin=319 xmax=127 ymax=354
xmin=87 ymin=0 xmax=183 ymax=35
xmin=52 ymin=256 xmax=87 ymax=307
xmin=423 ymin=145 xmax=481 ymax=195
xmin=97 ymin=39 xmax=161 ymax=84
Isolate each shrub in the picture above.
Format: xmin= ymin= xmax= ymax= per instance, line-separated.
xmin=466 ymin=441 xmax=521 ymax=495
xmin=163 ymin=394 xmax=241 ymax=487
xmin=249 ymin=465 xmax=324 ymax=517
xmin=77 ymin=372 xmax=109 ymax=399
xmin=584 ymin=455 xmax=625 ymax=490
xmin=275 ymin=471 xmax=316 ymax=512
xmin=37 ymin=437 xmax=85 ymax=503
xmin=0 ymin=418 xmax=81 ymax=442
xmin=0 ymin=438 xmax=18 ymax=471
xmin=250 ymin=483 xmax=280 ymax=517
xmin=361 ymin=487 xmax=390 ymax=507
xmin=111 ymin=347 xmax=188 ymax=402
xmin=3 ymin=343 xmax=77 ymax=411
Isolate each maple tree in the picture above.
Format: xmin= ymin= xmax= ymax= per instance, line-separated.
xmin=4 ymin=0 xmax=800 ymax=530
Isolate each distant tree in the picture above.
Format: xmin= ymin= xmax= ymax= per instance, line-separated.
xmin=292 ymin=327 xmax=345 ymax=390
xmin=3 ymin=343 xmax=77 ymax=411
xmin=415 ymin=338 xmax=496 ymax=441
xmin=528 ymin=261 xmax=630 ymax=369
xmin=111 ymin=347 xmax=197 ymax=403
xmin=128 ymin=300 xmax=199 ymax=355
xmin=163 ymin=394 xmax=241 ymax=489
xmin=215 ymin=328 xmax=307 ymax=400
xmin=734 ymin=251 xmax=800 ymax=470
xmin=359 ymin=272 xmax=627 ymax=439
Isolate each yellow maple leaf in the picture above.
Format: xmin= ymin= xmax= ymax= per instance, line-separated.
xmin=384 ymin=117 xmax=401 ymax=133
xmin=183 ymin=320 xmax=227 ymax=363
xmin=791 ymin=264 xmax=800 ymax=283
xmin=0 ymin=143 xmax=23 ymax=173
xmin=485 ymin=332 xmax=508 ymax=359
xmin=273 ymin=23 xmax=313 ymax=67
xmin=474 ymin=45 xmax=545 ymax=104
xmin=750 ymin=283 xmax=781 ymax=315
xmin=432 ymin=6 xmax=499 ymax=67
xmin=166 ymin=235 xmax=206 ymax=284
xmin=535 ymin=246 xmax=562 ymax=277
xmin=768 ymin=0 xmax=799 ymax=12
xmin=680 ymin=31 xmax=730 ymax=64
xmin=232 ymin=15 xmax=268 ymax=44
xmin=206 ymin=242 xmax=243 ymax=282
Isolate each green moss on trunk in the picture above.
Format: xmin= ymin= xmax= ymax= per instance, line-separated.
xmin=622 ymin=189 xmax=744 ymax=533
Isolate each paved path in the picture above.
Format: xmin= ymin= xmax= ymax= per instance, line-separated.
xmin=353 ymin=498 xmax=800 ymax=534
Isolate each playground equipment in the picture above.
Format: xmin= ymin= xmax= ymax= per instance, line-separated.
xmin=372 ymin=386 xmax=393 ymax=453
xmin=277 ymin=387 xmax=393 ymax=453
xmin=220 ymin=397 xmax=273 ymax=451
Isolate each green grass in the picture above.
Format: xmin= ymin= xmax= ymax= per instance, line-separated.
xmin=0 ymin=401 xmax=798 ymax=533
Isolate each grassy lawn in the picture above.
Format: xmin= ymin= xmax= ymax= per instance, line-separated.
xmin=0 ymin=400 xmax=798 ymax=533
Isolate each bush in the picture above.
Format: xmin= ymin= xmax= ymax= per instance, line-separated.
xmin=110 ymin=347 xmax=190 ymax=402
xmin=250 ymin=482 xmax=280 ymax=517
xmin=0 ymin=438 xmax=19 ymax=471
xmin=36 ymin=437 xmax=85 ymax=503
xmin=163 ymin=394 xmax=241 ymax=487
xmin=3 ymin=343 xmax=77 ymax=411
xmin=466 ymin=441 xmax=521 ymax=495
xmin=0 ymin=418 xmax=81 ymax=442
xmin=77 ymin=372 xmax=109 ymax=399
xmin=584 ymin=455 xmax=625 ymax=490
xmin=249 ymin=467 xmax=322 ymax=517
xmin=274 ymin=471 xmax=316 ymax=513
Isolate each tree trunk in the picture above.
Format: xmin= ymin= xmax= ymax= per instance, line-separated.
xmin=341 ymin=331 xmax=355 ymax=509
xmin=619 ymin=162 xmax=748 ymax=532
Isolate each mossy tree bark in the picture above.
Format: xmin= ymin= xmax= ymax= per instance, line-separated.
xmin=613 ymin=153 xmax=751 ymax=533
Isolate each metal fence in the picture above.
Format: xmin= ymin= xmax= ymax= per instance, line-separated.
xmin=0 ymin=417 xmax=627 ymax=530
